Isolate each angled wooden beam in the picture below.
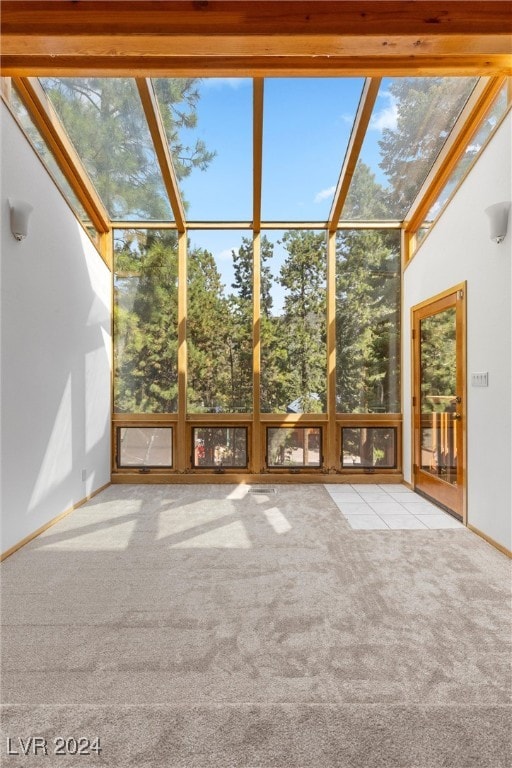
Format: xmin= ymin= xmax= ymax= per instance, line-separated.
xmin=328 ymin=78 xmax=381 ymax=231
xmin=2 ymin=1 xmax=511 ymax=77
xmin=404 ymin=76 xmax=508 ymax=233
xmin=13 ymin=76 xmax=110 ymax=233
xmin=253 ymin=78 xmax=264 ymax=231
xmin=135 ymin=78 xmax=186 ymax=232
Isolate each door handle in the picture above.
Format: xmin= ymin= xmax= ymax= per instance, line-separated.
xmin=452 ymin=413 xmax=462 ymax=421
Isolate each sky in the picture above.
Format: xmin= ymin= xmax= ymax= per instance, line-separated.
xmin=178 ymin=77 xmax=398 ymax=222
xmin=181 ymin=77 xmax=398 ymax=299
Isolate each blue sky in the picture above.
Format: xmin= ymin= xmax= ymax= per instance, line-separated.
xmin=181 ymin=77 xmax=399 ymax=302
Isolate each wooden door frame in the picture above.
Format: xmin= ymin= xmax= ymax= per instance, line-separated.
xmin=411 ymin=282 xmax=467 ymax=523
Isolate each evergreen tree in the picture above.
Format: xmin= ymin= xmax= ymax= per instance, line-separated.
xmin=187 ymin=246 xmax=232 ymax=412
xmin=262 ymin=230 xmax=327 ymax=413
xmin=42 ymin=77 xmax=215 ymax=218
xmin=114 ymin=230 xmax=179 ymax=412
xmin=228 ymin=237 xmax=254 ymax=411
xmin=378 ymin=77 xmax=477 ymax=216
xmin=336 ymin=162 xmax=400 ymax=413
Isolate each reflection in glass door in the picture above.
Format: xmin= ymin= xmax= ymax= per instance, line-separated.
xmin=412 ymin=287 xmax=466 ymax=520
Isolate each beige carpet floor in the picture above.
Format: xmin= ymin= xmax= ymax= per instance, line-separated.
xmin=1 ymin=483 xmax=511 ymax=767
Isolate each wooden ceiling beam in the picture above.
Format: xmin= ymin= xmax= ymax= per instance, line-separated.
xmin=3 ymin=57 xmax=510 ymax=79
xmin=2 ymin=1 xmax=511 ymax=77
xmin=136 ymin=78 xmax=186 ymax=232
xmin=329 ymin=78 xmax=381 ymax=230
xmin=404 ymin=76 xmax=508 ymax=232
xmin=3 ymin=1 xmax=512 ymax=36
xmin=12 ymin=76 xmax=110 ymax=233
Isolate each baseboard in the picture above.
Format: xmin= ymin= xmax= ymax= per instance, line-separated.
xmin=467 ymin=523 xmax=512 ymax=559
xmin=0 ymin=482 xmax=111 ymax=562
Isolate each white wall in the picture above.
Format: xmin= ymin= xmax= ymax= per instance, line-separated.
xmin=1 ymin=102 xmax=112 ymax=554
xmin=403 ymin=112 xmax=512 ymax=551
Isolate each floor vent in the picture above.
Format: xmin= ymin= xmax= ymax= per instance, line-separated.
xmin=249 ymin=487 xmax=277 ymax=494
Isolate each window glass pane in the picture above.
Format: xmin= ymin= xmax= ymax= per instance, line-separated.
xmin=261 ymin=231 xmax=327 ymax=413
xmin=187 ymin=231 xmax=253 ymax=413
xmin=267 ymin=427 xmax=322 ymax=468
xmin=118 ymin=427 xmax=173 ymax=467
xmin=341 ymin=427 xmax=396 ymax=468
xmin=39 ymin=77 xmax=173 ymax=220
xmin=341 ymin=77 xmax=479 ymax=220
xmin=10 ymin=86 xmax=97 ymax=238
xmin=262 ymin=78 xmax=364 ymax=220
xmin=155 ymin=78 xmax=252 ymax=219
xmin=114 ymin=229 xmax=178 ymax=413
xmin=420 ymin=82 xmax=509 ymax=233
xmin=336 ymin=229 xmax=400 ymax=413
xmin=192 ymin=427 xmax=248 ymax=468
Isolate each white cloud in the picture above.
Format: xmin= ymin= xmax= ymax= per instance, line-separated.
xmin=341 ymin=112 xmax=354 ymax=125
xmin=314 ymin=185 xmax=336 ymax=203
xmin=370 ymin=92 xmax=398 ymax=132
xmin=202 ymin=78 xmax=249 ymax=90
xmin=216 ymin=247 xmax=237 ymax=260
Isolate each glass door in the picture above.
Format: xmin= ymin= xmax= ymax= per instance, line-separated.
xmin=412 ymin=286 xmax=466 ymax=520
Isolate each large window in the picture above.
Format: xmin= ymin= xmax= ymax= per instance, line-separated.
xmin=341 ymin=77 xmax=479 ymax=220
xmin=114 ymin=229 xmax=179 ymax=413
xmin=336 ymin=230 xmax=401 ymax=413
xmin=260 ymin=231 xmax=327 ymax=413
xmin=40 ymin=77 xmax=173 ymax=221
xmin=262 ymin=78 xmax=364 ymax=220
xmin=187 ymin=231 xmax=252 ymax=413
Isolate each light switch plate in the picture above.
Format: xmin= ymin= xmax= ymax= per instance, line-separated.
xmin=471 ymin=372 xmax=489 ymax=387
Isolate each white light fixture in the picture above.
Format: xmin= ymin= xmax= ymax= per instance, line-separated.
xmin=9 ymin=198 xmax=33 ymax=241
xmin=485 ymin=201 xmax=511 ymax=244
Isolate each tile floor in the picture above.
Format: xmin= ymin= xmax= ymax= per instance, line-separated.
xmin=324 ymin=483 xmax=464 ymax=530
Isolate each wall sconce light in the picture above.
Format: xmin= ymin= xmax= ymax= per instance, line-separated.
xmin=485 ymin=201 xmax=511 ymax=244
xmin=9 ymin=199 xmax=33 ymax=241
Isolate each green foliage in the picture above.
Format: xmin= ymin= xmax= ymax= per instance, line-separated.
xmin=187 ymin=246 xmax=234 ymax=412
xmin=336 ymin=226 xmax=400 ymax=413
xmin=378 ymin=77 xmax=477 ymax=216
xmin=42 ymin=77 xmax=215 ymax=218
xmin=336 ymin=162 xmax=401 ymax=413
xmin=114 ymin=230 xmax=179 ymax=412
xmin=278 ymin=231 xmax=327 ymax=412
xmin=419 ymin=308 xmax=457 ymax=411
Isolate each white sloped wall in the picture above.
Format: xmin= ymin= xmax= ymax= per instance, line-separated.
xmin=402 ymin=111 xmax=512 ymax=552
xmin=1 ymin=102 xmax=112 ymax=554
